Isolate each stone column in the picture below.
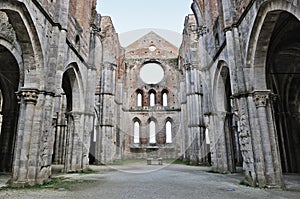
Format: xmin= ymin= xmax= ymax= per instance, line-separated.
xmin=36 ymin=93 xmax=55 ymax=184
xmin=94 ymin=93 xmax=102 ymax=164
xmin=96 ymin=63 xmax=116 ymax=164
xmin=82 ymin=112 xmax=94 ymax=170
xmin=186 ymin=65 xmax=205 ymax=164
xmin=221 ymin=0 xmax=258 ymax=185
xmin=252 ymin=90 xmax=282 ymax=187
xmin=12 ymin=88 xmax=38 ymax=186
xmin=180 ymin=79 xmax=188 ymax=160
xmin=64 ymin=112 xmax=84 ymax=172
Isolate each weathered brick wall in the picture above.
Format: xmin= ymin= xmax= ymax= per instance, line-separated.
xmin=67 ymin=0 xmax=96 ymax=60
xmin=36 ymin=0 xmax=96 ymax=60
xmin=100 ymin=16 xmax=123 ymax=66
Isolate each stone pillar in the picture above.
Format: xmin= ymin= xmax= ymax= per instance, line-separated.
xmin=96 ymin=63 xmax=116 ymax=164
xmin=53 ymin=94 xmax=67 ymax=164
xmin=220 ymin=0 xmax=258 ymax=185
xmin=64 ymin=112 xmax=84 ymax=172
xmin=11 ymin=88 xmax=39 ymax=186
xmin=94 ymin=93 xmax=102 ymax=163
xmin=36 ymin=93 xmax=55 ymax=184
xmin=186 ymin=66 xmax=205 ymax=164
xmin=252 ymin=90 xmax=283 ymax=187
xmin=179 ymin=78 xmax=188 ymax=160
xmin=82 ymin=112 xmax=93 ymax=170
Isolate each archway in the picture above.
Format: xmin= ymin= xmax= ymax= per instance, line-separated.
xmin=52 ymin=64 xmax=84 ymax=172
xmin=246 ymin=1 xmax=300 ymax=186
xmin=0 ymin=44 xmax=20 ymax=172
xmin=0 ymin=1 xmax=47 ymax=184
xmin=266 ymin=12 xmax=300 ymax=173
xmin=213 ymin=63 xmax=241 ymax=172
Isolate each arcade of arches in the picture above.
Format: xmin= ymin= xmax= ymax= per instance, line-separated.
xmin=0 ymin=0 xmax=299 ymax=189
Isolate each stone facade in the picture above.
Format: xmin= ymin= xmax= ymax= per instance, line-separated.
xmin=0 ymin=0 xmax=299 ymax=189
xmin=0 ymin=0 xmax=99 ymax=185
xmin=121 ymin=32 xmax=181 ymax=160
xmin=179 ymin=0 xmax=300 ymax=188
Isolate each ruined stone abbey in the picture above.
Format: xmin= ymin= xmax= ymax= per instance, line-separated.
xmin=0 ymin=0 xmax=299 ymax=188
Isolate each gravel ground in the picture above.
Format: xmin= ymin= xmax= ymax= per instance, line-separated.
xmin=0 ymin=163 xmax=299 ymax=199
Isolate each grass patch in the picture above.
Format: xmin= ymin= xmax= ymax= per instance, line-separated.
xmin=170 ymin=159 xmax=206 ymax=166
xmin=79 ymin=168 xmax=96 ymax=174
xmin=239 ymin=180 xmax=250 ymax=187
xmin=206 ymin=170 xmax=229 ymax=174
xmin=0 ymin=177 xmax=95 ymax=191
xmin=67 ymin=168 xmax=97 ymax=175
xmin=170 ymin=159 xmax=191 ymax=165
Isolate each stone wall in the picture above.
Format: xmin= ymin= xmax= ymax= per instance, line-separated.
xmin=121 ymin=31 xmax=182 ymax=160
xmin=0 ymin=0 xmax=98 ymax=186
xmin=179 ymin=0 xmax=300 ymax=188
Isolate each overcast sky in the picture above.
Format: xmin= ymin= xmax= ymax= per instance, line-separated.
xmin=96 ymin=0 xmax=193 ymax=34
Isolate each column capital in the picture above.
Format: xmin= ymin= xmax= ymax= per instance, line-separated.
xmin=17 ymin=88 xmax=39 ymax=104
xmin=102 ymin=62 xmax=116 ymax=71
xmin=252 ymin=90 xmax=271 ymax=108
xmin=184 ymin=63 xmax=198 ymax=71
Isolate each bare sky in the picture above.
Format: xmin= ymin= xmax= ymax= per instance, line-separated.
xmin=96 ymin=0 xmax=193 ymax=34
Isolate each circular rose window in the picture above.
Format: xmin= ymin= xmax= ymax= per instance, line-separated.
xmin=139 ymin=63 xmax=164 ymax=84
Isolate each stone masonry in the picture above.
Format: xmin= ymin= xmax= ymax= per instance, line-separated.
xmin=0 ymin=0 xmax=299 ymax=189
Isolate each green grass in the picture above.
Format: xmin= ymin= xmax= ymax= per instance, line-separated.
xmin=169 ymin=159 xmax=191 ymax=165
xmin=239 ymin=179 xmax=251 ymax=187
xmin=169 ymin=159 xmax=207 ymax=166
xmin=206 ymin=170 xmax=229 ymax=174
xmin=66 ymin=168 xmax=96 ymax=175
xmin=0 ymin=177 xmax=95 ymax=191
xmin=107 ymin=159 xmax=146 ymax=165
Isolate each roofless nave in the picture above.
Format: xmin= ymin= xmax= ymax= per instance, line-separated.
xmin=0 ymin=0 xmax=299 ymax=188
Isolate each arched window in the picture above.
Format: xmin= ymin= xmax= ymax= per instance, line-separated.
xmin=163 ymin=92 xmax=168 ymax=106
xmin=149 ymin=92 xmax=155 ymax=106
xmin=166 ymin=121 xmax=172 ymax=143
xmin=137 ymin=93 xmax=142 ymax=107
xmin=134 ymin=121 xmax=140 ymax=144
xmin=149 ymin=121 xmax=156 ymax=143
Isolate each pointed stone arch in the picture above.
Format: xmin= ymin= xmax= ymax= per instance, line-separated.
xmin=246 ymin=0 xmax=300 ymax=90
xmin=0 ymin=1 xmax=44 ymax=88
xmin=265 ymin=11 xmax=300 ymax=174
xmin=211 ymin=60 xmax=239 ymax=173
xmin=0 ymin=40 xmax=22 ymax=172
xmin=0 ymin=2 xmax=58 ymax=186
xmin=63 ymin=63 xmax=85 ymax=112
xmin=244 ymin=0 xmax=300 ymax=187
xmin=52 ymin=62 xmax=86 ymax=172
